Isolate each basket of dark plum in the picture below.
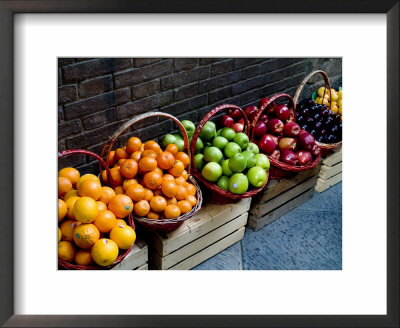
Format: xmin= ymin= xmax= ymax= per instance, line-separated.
xmin=251 ymin=93 xmax=322 ymax=180
xmin=293 ymin=70 xmax=342 ymax=155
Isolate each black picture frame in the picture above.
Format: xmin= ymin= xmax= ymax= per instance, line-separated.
xmin=1 ymin=1 xmax=398 ymax=327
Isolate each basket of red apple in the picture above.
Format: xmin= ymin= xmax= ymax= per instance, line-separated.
xmin=190 ymin=104 xmax=270 ymax=205
xmin=251 ymin=93 xmax=322 ymax=180
xmin=293 ymin=70 xmax=342 ymax=155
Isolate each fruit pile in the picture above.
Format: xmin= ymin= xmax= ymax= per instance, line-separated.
xmin=58 ymin=168 xmax=136 ymax=267
xmin=253 ymin=98 xmax=321 ymax=166
xmin=102 ymin=137 xmax=198 ymax=221
xmin=314 ymin=86 xmax=342 ymax=119
xmin=182 ymin=116 xmax=270 ymax=195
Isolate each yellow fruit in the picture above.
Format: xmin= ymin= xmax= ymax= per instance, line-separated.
xmin=331 ymin=91 xmax=338 ymax=101
xmin=97 ymin=201 xmax=107 ymax=211
xmin=58 ymin=228 xmax=61 ymax=242
xmin=315 ymin=97 xmax=322 ymax=105
xmin=337 ymin=99 xmax=342 ymax=107
xmin=76 ymin=174 xmax=99 ymax=190
xmin=64 ymin=189 xmax=79 ymax=202
xmin=115 ymin=219 xmax=127 ymax=226
xmin=65 ymin=196 xmax=80 ymax=219
xmin=58 ymin=241 xmax=75 ymax=263
xmin=322 ymin=98 xmax=330 ymax=105
xmin=74 ymin=249 xmax=93 ymax=266
xmin=317 ymin=86 xmax=326 ymax=97
xmin=58 ymin=199 xmax=67 ymax=222
xmin=338 ymin=106 xmax=342 ymax=115
xmin=73 ymin=223 xmax=100 ymax=249
xmin=331 ymin=106 xmax=339 ymax=114
xmin=60 ymin=219 xmax=81 ymax=242
xmin=91 ymin=239 xmax=119 ymax=267
xmin=74 ymin=197 xmax=98 ymax=223
xmin=110 ymin=224 xmax=136 ymax=250
xmin=338 ymin=90 xmax=342 ymax=99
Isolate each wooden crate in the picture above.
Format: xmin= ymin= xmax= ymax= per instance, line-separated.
xmin=315 ymin=148 xmax=342 ymax=193
xmin=111 ymin=237 xmax=148 ymax=270
xmin=144 ymin=198 xmax=251 ymax=270
xmin=248 ymin=163 xmax=322 ymax=231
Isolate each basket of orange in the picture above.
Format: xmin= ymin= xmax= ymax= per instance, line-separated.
xmin=100 ymin=112 xmax=202 ymax=233
xmin=58 ymin=149 xmax=136 ymax=270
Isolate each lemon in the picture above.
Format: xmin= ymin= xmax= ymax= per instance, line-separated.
xmin=91 ymin=239 xmax=119 ymax=267
xmin=74 ymin=197 xmax=98 ymax=223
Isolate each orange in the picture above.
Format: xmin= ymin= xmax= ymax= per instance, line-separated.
xmin=164 ymin=204 xmax=181 ymax=219
xmin=58 ymin=199 xmax=67 ymax=222
xmin=114 ymin=186 xmax=124 ymax=195
xmin=186 ymin=183 xmax=196 ymax=196
xmin=64 ymin=189 xmax=79 ymax=202
xmin=120 ymin=159 xmax=138 ymax=179
xmin=161 ymin=180 xmax=178 ymax=198
xmin=167 ymin=197 xmax=177 ymax=205
xmin=123 ymin=178 xmax=138 ymax=191
xmin=116 ymin=219 xmax=127 ymax=226
xmin=126 ymin=184 xmax=145 ymax=202
xmin=93 ymin=210 xmax=117 ymax=233
xmin=165 ymin=143 xmax=178 ymax=156
xmin=154 ymin=167 xmax=163 ymax=175
xmin=144 ymin=140 xmax=161 ymax=154
xmin=150 ymin=196 xmax=167 ymax=213
xmin=65 ymin=196 xmax=80 ymax=219
xmin=76 ymin=174 xmax=99 ymax=190
xmin=101 ymin=169 xmax=108 ymax=184
xmin=181 ymin=170 xmax=189 ymax=181
xmin=117 ymin=159 xmax=126 ymax=167
xmin=162 ymin=174 xmax=175 ymax=182
xmin=99 ymin=186 xmax=116 ymax=205
xmin=168 ymin=160 xmax=185 ymax=177
xmin=175 ymin=184 xmax=187 ymax=200
xmin=109 ymin=167 xmax=123 ymax=186
xmin=175 ymin=176 xmax=186 ymax=186
xmin=58 ymin=228 xmax=61 ymax=242
xmin=147 ymin=211 xmax=160 ymax=220
xmin=143 ymin=171 xmax=162 ymax=190
xmin=78 ymin=179 xmax=102 ymax=200
xmin=91 ymin=238 xmax=119 ymax=267
xmin=115 ymin=147 xmax=129 ymax=161
xmin=141 ymin=149 xmax=158 ymax=159
xmin=139 ymin=157 xmax=157 ymax=172
xmin=177 ymin=200 xmax=192 ymax=214
xmin=134 ymin=200 xmax=150 ymax=217
xmin=108 ymin=194 xmax=133 ymax=218
xmin=74 ymin=249 xmax=93 ymax=266
xmin=126 ymin=137 xmax=142 ymax=153
xmin=175 ymin=152 xmax=190 ymax=168
xmin=106 ymin=150 xmax=116 ymax=166
xmin=74 ymin=196 xmax=98 ymax=223
xmin=130 ymin=151 xmax=142 ymax=162
xmin=185 ymin=195 xmax=197 ymax=207
xmin=157 ymin=151 xmax=175 ymax=170
xmin=153 ymin=187 xmax=163 ymax=196
xmin=73 ymin=223 xmax=100 ymax=249
xmin=58 ymin=177 xmax=72 ymax=198
xmin=97 ymin=201 xmax=107 ymax=211
xmin=110 ymin=224 xmax=136 ymax=250
xmin=58 ymin=241 xmax=75 ymax=263
xmin=58 ymin=167 xmax=80 ymax=187
xmin=143 ymin=188 xmax=154 ymax=201
xmin=60 ymin=219 xmax=81 ymax=242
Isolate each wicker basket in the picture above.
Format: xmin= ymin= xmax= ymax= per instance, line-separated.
xmin=190 ymin=104 xmax=269 ymax=205
xmin=100 ymin=112 xmax=202 ymax=233
xmin=58 ymin=149 xmax=135 ymax=270
xmin=251 ymin=93 xmax=322 ymax=180
xmin=293 ymin=70 xmax=342 ymax=155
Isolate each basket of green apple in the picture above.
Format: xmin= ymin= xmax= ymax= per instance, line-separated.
xmin=189 ymin=104 xmax=270 ymax=205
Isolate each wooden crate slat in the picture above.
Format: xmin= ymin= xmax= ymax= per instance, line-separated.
xmin=111 ymin=238 xmax=148 ymax=270
xmin=322 ymin=149 xmax=342 ymax=166
xmin=249 ymin=187 xmax=314 ymax=231
xmin=315 ymin=172 xmax=342 ymax=193
xmin=135 ymin=263 xmax=148 ymax=270
xmin=168 ymin=227 xmax=246 ymax=270
xmin=150 ymin=198 xmax=251 ymax=256
xmin=151 ymin=213 xmax=248 ymax=270
xmin=319 ymin=162 xmax=342 ymax=180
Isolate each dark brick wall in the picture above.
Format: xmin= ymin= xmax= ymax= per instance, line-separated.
xmin=58 ymin=57 xmax=342 ymax=174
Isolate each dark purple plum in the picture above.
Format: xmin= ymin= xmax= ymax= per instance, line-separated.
xmin=310 ymin=129 xmax=317 ymax=136
xmin=302 ymin=107 xmax=310 ymax=116
xmin=320 ymin=129 xmax=327 ymax=136
xmin=306 ymin=117 xmax=314 ymax=125
xmin=301 ymin=124 xmax=309 ymax=131
xmin=325 ymin=117 xmax=334 ymax=126
xmin=316 ymin=135 xmax=325 ymax=143
xmin=313 ymin=113 xmax=321 ymax=121
xmin=314 ymin=121 xmax=323 ymax=130
xmin=334 ymin=114 xmax=341 ymax=122
xmin=327 ymin=135 xmax=337 ymax=143
xmin=320 ymin=109 xmax=329 ymax=117
xmin=331 ymin=125 xmax=339 ymax=134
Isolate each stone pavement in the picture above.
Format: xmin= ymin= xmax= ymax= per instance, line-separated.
xmin=192 ymin=182 xmax=342 ymax=270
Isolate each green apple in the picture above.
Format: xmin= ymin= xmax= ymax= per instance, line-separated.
xmin=220 ymin=127 xmax=236 ymax=141
xmin=217 ymin=176 xmax=229 ymax=191
xmin=173 ymin=133 xmax=183 ymax=141
xmin=247 ymin=166 xmax=267 ymax=187
xmin=206 ymin=121 xmax=216 ymax=129
xmin=242 ymin=150 xmax=256 ymax=169
xmin=212 ymin=136 xmax=228 ymax=150
xmin=247 ymin=142 xmax=259 ymax=155
xmin=202 ymin=162 xmax=222 ymax=182
xmin=204 ymin=146 xmax=223 ymax=163
xmin=224 ymin=142 xmax=241 ymax=158
xmin=162 ymin=134 xmax=177 ymax=148
xmin=199 ymin=122 xmax=216 ymax=142
xmin=228 ymin=153 xmax=247 ymax=173
xmin=228 ymin=173 xmax=249 ymax=194
xmin=255 ymin=154 xmax=270 ymax=171
xmin=174 ymin=139 xmax=185 ymax=152
xmin=221 ymin=159 xmax=233 ymax=177
xmin=233 ymin=132 xmax=249 ymax=150
xmin=180 ymin=120 xmax=195 ymax=138
xmin=216 ymin=129 xmax=222 ymax=136
xmin=194 ymin=137 xmax=204 ymax=154
xmin=194 ymin=153 xmax=204 ymax=171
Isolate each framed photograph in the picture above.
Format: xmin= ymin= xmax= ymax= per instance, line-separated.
xmin=1 ymin=1 xmax=398 ymax=327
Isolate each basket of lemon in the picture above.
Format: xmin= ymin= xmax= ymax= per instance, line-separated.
xmin=58 ymin=149 xmax=136 ymax=270
xmin=99 ymin=112 xmax=202 ymax=233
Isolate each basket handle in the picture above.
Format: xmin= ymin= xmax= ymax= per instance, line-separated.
xmin=100 ymin=111 xmax=191 ymax=175
xmin=58 ymin=149 xmax=112 ymax=186
xmin=190 ymin=104 xmax=249 ymax=174
xmin=293 ymin=70 xmax=332 ymax=106
xmin=251 ymin=93 xmax=295 ymax=141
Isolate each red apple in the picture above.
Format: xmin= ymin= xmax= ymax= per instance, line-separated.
xmin=283 ymin=122 xmax=301 ymax=137
xmin=253 ymin=121 xmax=267 ymax=139
xmin=310 ymin=144 xmax=321 ymax=158
xmin=280 ymin=149 xmax=298 ymax=165
xmin=258 ymin=134 xmax=277 ymax=155
xmin=298 ymin=130 xmax=315 ymax=150
xmin=237 ymin=118 xmax=244 ymax=124
xmin=267 ymin=118 xmax=284 ymax=135
xmin=296 ymin=151 xmax=313 ymax=165
xmin=227 ymin=108 xmax=242 ymax=120
xmin=221 ymin=115 xmax=234 ymax=127
xmin=270 ymin=149 xmax=281 ymax=161
xmin=231 ymin=123 xmax=244 ymax=133
xmin=260 ymin=114 xmax=269 ymax=125
xmin=244 ymin=105 xmax=258 ymax=121
xmin=275 ymin=104 xmax=290 ymax=122
xmin=259 ymin=97 xmax=276 ymax=114
xmin=278 ymin=137 xmax=297 ymax=151
xmin=266 ymin=134 xmax=279 ymax=146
